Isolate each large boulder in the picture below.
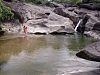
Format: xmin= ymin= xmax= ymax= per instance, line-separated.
xmin=53 ymin=7 xmax=79 ymax=26
xmin=3 ymin=2 xmax=74 ymax=34
xmin=76 ymin=41 xmax=100 ymax=62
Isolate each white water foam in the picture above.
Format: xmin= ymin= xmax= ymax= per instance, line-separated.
xmin=74 ymin=19 xmax=82 ymax=32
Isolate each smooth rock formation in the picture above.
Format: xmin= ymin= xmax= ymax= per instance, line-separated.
xmin=3 ymin=2 xmax=74 ymax=34
xmin=76 ymin=41 xmax=100 ymax=62
xmin=53 ymin=7 xmax=79 ymax=26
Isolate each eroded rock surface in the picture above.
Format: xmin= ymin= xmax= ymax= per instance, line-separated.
xmin=76 ymin=41 xmax=100 ymax=62
xmin=3 ymin=2 xmax=74 ymax=34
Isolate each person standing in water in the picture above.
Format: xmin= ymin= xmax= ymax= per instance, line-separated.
xmin=23 ymin=25 xmax=28 ymax=34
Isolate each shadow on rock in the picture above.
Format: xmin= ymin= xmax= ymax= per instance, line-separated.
xmin=71 ymin=69 xmax=100 ymax=75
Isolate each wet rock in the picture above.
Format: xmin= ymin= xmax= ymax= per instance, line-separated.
xmin=74 ymin=8 xmax=100 ymax=32
xmin=77 ymin=15 xmax=90 ymax=34
xmin=76 ymin=41 xmax=100 ymax=62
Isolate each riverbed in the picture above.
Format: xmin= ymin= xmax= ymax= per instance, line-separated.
xmin=0 ymin=34 xmax=100 ymax=75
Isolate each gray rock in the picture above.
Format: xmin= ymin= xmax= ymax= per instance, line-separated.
xmin=53 ymin=7 xmax=79 ymax=26
xmin=93 ymin=22 xmax=100 ymax=31
xmin=3 ymin=2 xmax=74 ymax=34
xmin=84 ymin=31 xmax=100 ymax=40
xmin=76 ymin=41 xmax=100 ymax=62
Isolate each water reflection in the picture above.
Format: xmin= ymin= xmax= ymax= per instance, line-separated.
xmin=0 ymin=34 xmax=99 ymax=75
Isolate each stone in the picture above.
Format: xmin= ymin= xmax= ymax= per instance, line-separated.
xmin=3 ymin=1 xmax=100 ymax=36
xmin=76 ymin=41 xmax=100 ymax=62
xmin=3 ymin=2 xmax=74 ymax=34
xmin=92 ymin=22 xmax=100 ymax=31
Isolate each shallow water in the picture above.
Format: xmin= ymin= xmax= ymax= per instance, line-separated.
xmin=0 ymin=34 xmax=100 ymax=75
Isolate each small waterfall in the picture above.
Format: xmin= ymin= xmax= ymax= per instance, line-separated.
xmin=48 ymin=0 xmax=51 ymax=1
xmin=74 ymin=19 xmax=82 ymax=32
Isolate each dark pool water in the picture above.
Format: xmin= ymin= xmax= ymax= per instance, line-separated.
xmin=0 ymin=34 xmax=100 ymax=75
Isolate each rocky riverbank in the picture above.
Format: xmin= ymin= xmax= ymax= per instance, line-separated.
xmin=2 ymin=1 xmax=100 ymax=38
xmin=53 ymin=3 xmax=100 ymax=39
xmin=2 ymin=1 xmax=74 ymax=34
xmin=2 ymin=1 xmax=100 ymax=62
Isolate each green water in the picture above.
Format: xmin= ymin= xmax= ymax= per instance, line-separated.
xmin=0 ymin=34 xmax=99 ymax=75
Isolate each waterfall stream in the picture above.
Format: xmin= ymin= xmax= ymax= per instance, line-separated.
xmin=74 ymin=19 xmax=82 ymax=32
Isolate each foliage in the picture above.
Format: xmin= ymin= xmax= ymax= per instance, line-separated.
xmin=0 ymin=0 xmax=14 ymax=22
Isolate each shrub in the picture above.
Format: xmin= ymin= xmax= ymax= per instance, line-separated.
xmin=0 ymin=0 xmax=14 ymax=22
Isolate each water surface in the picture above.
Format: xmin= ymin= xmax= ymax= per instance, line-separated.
xmin=0 ymin=34 xmax=99 ymax=75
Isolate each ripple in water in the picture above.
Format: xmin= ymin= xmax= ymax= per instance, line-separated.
xmin=0 ymin=34 xmax=99 ymax=75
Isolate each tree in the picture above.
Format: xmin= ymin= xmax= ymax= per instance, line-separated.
xmin=0 ymin=0 xmax=14 ymax=22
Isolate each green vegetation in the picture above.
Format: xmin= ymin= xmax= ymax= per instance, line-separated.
xmin=0 ymin=0 xmax=14 ymax=22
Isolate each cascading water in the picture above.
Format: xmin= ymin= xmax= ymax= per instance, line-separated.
xmin=74 ymin=19 xmax=82 ymax=32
